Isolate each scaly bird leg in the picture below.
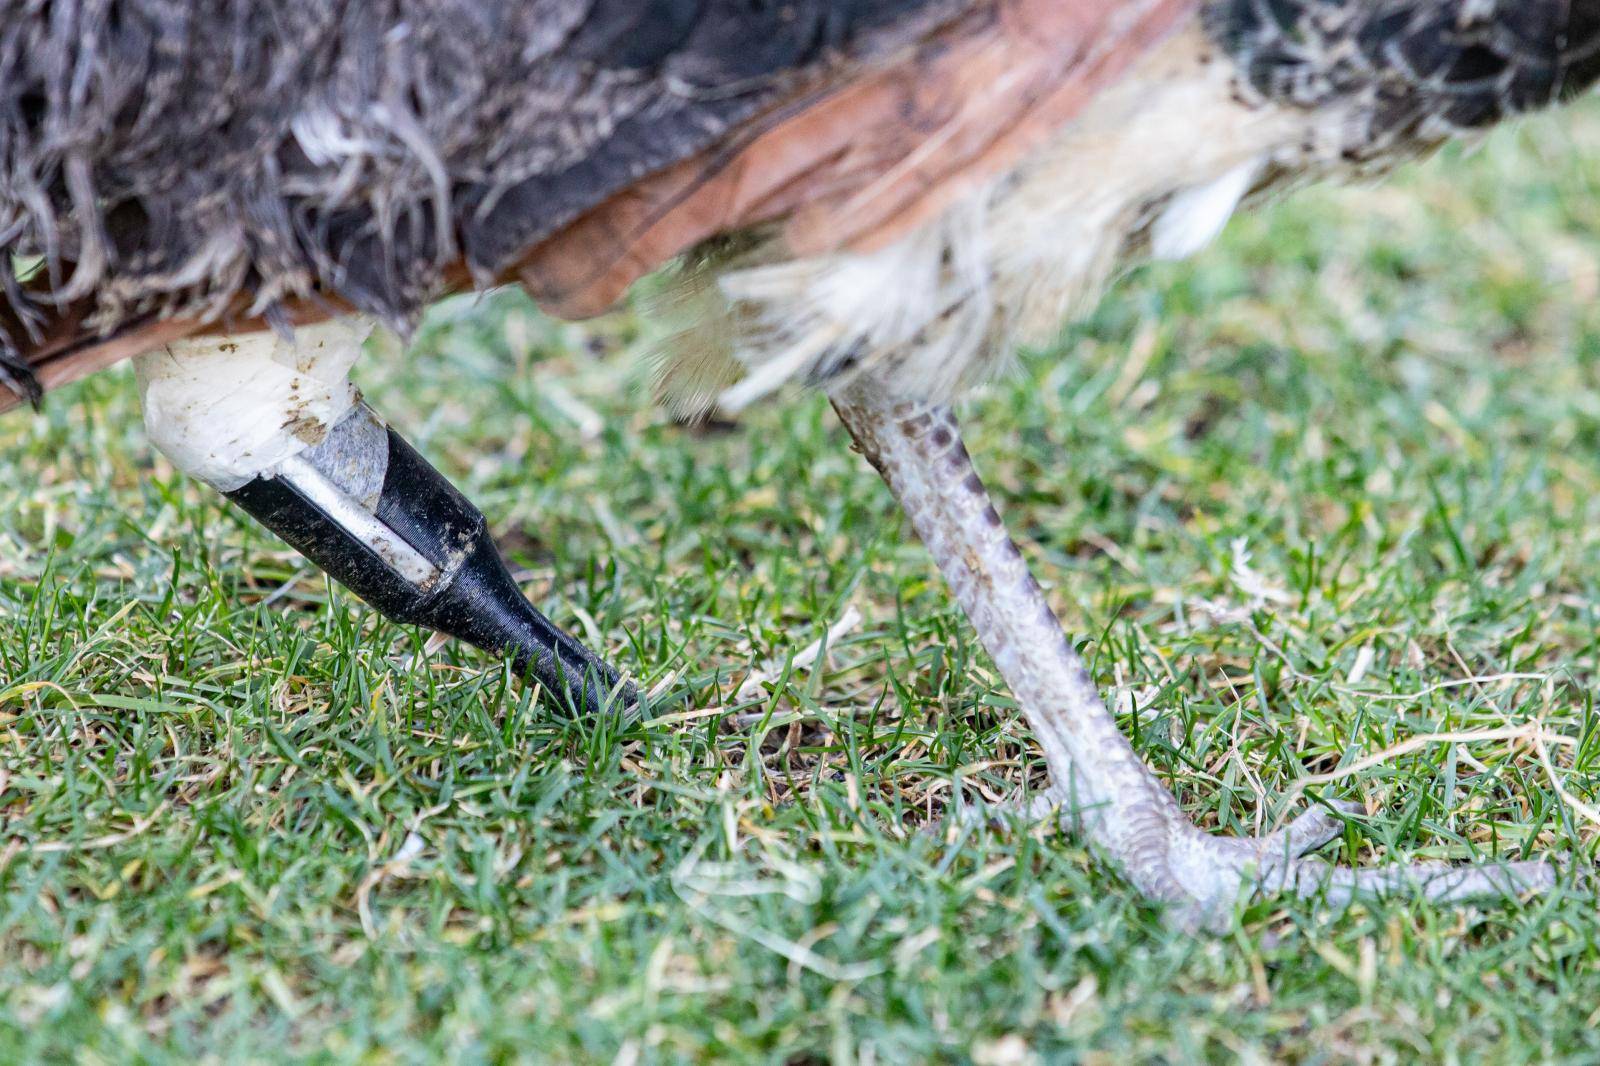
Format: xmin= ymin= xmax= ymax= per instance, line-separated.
xmin=830 ymin=378 xmax=1553 ymax=929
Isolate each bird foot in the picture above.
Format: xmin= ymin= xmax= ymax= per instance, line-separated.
xmin=969 ymin=789 xmax=1553 ymax=930
xmin=1111 ymin=799 xmax=1554 ymax=932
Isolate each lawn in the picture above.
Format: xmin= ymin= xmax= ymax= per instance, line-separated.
xmin=5 ymin=104 xmax=1600 ymax=1063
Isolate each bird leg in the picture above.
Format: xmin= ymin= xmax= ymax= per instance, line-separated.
xmin=135 ymin=320 xmax=632 ymax=713
xmin=830 ymin=378 xmax=1553 ymax=929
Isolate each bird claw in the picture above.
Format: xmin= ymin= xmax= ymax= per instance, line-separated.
xmin=1268 ymin=799 xmax=1365 ymax=856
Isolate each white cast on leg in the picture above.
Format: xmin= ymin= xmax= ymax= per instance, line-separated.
xmin=135 ymin=318 xmax=371 ymax=491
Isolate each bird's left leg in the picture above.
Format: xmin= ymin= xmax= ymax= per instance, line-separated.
xmin=135 ymin=318 xmax=631 ymax=712
xmin=830 ymin=376 xmax=1553 ymax=929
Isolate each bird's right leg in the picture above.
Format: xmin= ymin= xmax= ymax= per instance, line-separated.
xmin=831 ymin=375 xmax=1554 ymax=930
xmin=135 ymin=319 xmax=632 ymax=713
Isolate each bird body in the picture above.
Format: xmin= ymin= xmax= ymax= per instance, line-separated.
xmin=670 ymin=19 xmax=1292 ymax=412
xmin=665 ymin=0 xmax=1600 ymax=411
xmin=0 ymin=0 xmax=973 ymax=400
xmin=5 ymin=0 xmax=1600 ymax=926
xmin=5 ymin=1 xmax=1596 ymax=410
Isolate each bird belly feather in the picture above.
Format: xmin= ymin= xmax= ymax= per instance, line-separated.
xmin=660 ymin=26 xmax=1304 ymax=413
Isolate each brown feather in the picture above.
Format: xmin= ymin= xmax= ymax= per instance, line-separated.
xmin=516 ymin=0 xmax=1199 ymax=317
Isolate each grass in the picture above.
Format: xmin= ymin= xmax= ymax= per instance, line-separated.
xmin=6 ymin=107 xmax=1600 ymax=1064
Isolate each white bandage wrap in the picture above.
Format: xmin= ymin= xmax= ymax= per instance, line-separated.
xmin=135 ymin=318 xmax=372 ymax=491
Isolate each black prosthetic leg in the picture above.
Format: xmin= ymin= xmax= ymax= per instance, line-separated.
xmin=225 ymin=404 xmax=633 ymax=713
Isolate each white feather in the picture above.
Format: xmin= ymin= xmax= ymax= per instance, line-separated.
xmin=1150 ymin=158 xmax=1261 ymax=261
